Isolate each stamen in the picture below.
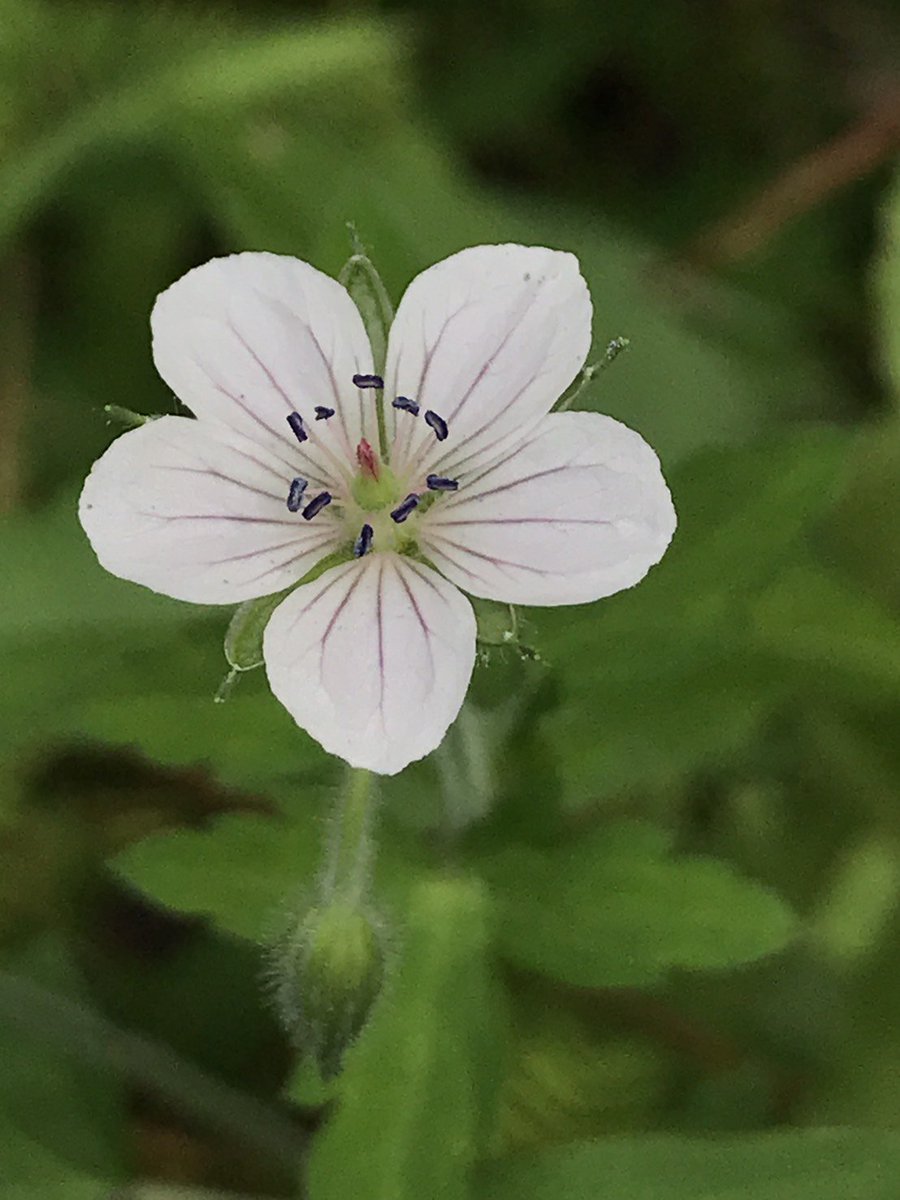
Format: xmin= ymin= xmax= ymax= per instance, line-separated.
xmin=286 ymin=411 xmax=308 ymax=443
xmin=390 ymin=493 xmax=420 ymax=523
xmin=426 ymin=474 xmax=458 ymax=492
xmin=314 ymin=405 xmax=335 ymax=421
xmin=353 ymin=523 xmax=374 ymax=558
xmin=392 ymin=396 xmax=420 ymax=416
xmin=286 ymin=476 xmax=308 ymax=512
xmin=424 ymin=410 xmax=449 ymax=441
xmin=352 ymin=373 xmax=384 ymax=389
xmin=356 ymin=438 xmax=380 ymax=480
xmin=301 ymin=491 xmax=333 ymax=520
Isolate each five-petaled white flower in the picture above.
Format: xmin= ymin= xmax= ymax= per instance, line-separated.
xmin=80 ymin=245 xmax=676 ymax=775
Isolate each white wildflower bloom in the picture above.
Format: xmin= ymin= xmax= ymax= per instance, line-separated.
xmin=79 ymin=245 xmax=676 ymax=775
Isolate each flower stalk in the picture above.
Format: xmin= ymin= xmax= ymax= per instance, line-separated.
xmin=321 ymin=767 xmax=377 ymax=906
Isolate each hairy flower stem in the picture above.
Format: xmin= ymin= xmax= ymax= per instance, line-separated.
xmin=321 ymin=767 xmax=377 ymax=907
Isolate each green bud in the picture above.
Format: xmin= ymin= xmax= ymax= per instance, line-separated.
xmin=216 ymin=588 xmax=292 ymax=702
xmin=338 ymin=233 xmax=394 ymax=376
xmin=104 ymin=404 xmax=157 ymax=429
xmin=223 ymin=588 xmax=292 ymax=673
xmin=555 ymin=336 xmax=630 ymax=412
xmin=269 ymin=900 xmax=389 ymax=1080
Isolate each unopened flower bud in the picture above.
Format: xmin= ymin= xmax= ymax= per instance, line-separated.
xmin=215 ymin=588 xmax=292 ymax=700
xmin=338 ymin=232 xmax=394 ymax=375
xmin=268 ymin=900 xmax=389 ymax=1080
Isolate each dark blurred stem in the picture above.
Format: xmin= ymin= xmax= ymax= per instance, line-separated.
xmin=0 ymin=968 xmax=306 ymax=1169
xmin=678 ymin=91 xmax=900 ymax=268
xmin=0 ymin=244 xmax=35 ymax=513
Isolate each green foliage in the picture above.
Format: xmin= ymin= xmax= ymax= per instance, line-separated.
xmin=305 ymin=876 xmax=502 ymax=1200
xmin=484 ymin=823 xmax=796 ymax=988
xmin=475 ymin=1131 xmax=900 ymax=1199
xmin=0 ymin=939 xmax=126 ymax=1197
xmin=533 ymin=430 xmax=850 ymax=806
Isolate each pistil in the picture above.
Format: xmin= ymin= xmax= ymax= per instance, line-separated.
xmin=356 ymin=438 xmax=380 ymax=481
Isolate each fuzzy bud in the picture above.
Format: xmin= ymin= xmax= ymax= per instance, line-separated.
xmin=338 ymin=231 xmax=394 ymax=376
xmin=268 ymin=900 xmax=389 ymax=1080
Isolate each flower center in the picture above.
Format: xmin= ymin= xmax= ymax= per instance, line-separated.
xmin=282 ymin=385 xmax=459 ymax=561
xmin=350 ymin=440 xmax=399 ymax=511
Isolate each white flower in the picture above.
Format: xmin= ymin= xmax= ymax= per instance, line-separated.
xmin=79 ymin=245 xmax=676 ymax=775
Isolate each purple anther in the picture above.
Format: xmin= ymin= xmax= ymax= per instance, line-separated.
xmin=286 ymin=476 xmax=308 ymax=512
xmin=314 ymin=405 xmax=335 ymax=421
xmin=392 ymin=395 xmax=420 ymax=416
xmin=390 ymin=493 xmax=420 ymax=524
xmin=426 ymin=474 xmax=459 ymax=492
xmin=301 ymin=491 xmax=333 ymax=520
xmin=287 ymin=411 xmax=308 ymax=443
xmin=353 ymin=523 xmax=374 ymax=558
xmin=424 ymin=410 xmax=449 ymax=441
xmin=352 ymin=373 xmax=384 ymax=389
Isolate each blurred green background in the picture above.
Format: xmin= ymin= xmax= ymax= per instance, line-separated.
xmin=3 ymin=0 xmax=900 ymax=1196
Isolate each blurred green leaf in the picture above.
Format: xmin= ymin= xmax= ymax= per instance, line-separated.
xmin=115 ymin=812 xmax=321 ymax=942
xmin=532 ymin=430 xmax=849 ymax=805
xmin=72 ymin=693 xmax=331 ymax=794
xmin=0 ymin=8 xmax=398 ymax=247
xmin=483 ymin=822 xmax=796 ymax=987
xmin=305 ymin=875 xmax=503 ymax=1200
xmin=0 ymin=937 xmax=126 ymax=1197
xmin=114 ymin=790 xmax=420 ymax=942
xmin=753 ymin=557 xmax=900 ymax=702
xmin=475 ymin=1130 xmax=900 ymax=1199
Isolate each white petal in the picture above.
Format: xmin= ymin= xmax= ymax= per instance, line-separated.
xmin=384 ymin=244 xmax=591 ymax=479
xmin=419 ymin=411 xmax=676 ymax=606
xmin=151 ymin=252 xmax=375 ymax=483
xmin=79 ymin=416 xmax=341 ymax=604
xmin=263 ymin=554 xmax=476 ymax=775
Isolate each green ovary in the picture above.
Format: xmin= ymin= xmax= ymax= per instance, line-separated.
xmin=350 ymin=463 xmax=400 ymax=511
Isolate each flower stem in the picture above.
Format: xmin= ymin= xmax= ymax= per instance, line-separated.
xmin=321 ymin=767 xmax=377 ymax=906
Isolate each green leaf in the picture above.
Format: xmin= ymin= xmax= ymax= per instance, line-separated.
xmin=0 ymin=498 xmax=221 ymax=760
xmin=483 ymin=822 xmax=796 ymax=988
xmin=114 ymin=785 xmax=420 ymax=942
xmin=73 ymin=692 xmax=331 ymax=794
xmin=475 ymin=1130 xmax=900 ymax=1199
xmin=0 ymin=938 xmax=126 ymax=1197
xmin=305 ymin=875 xmax=503 ymax=1200
xmin=753 ymin=557 xmax=900 ymax=702
xmin=532 ymin=430 xmax=849 ymax=805
xmin=0 ymin=12 xmax=397 ymax=246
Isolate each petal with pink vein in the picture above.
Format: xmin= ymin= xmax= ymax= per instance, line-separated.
xmin=419 ymin=411 xmax=676 ymax=606
xmin=384 ymin=244 xmax=592 ymax=479
xmin=263 ymin=554 xmax=477 ymax=774
xmin=79 ymin=416 xmax=340 ymax=604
